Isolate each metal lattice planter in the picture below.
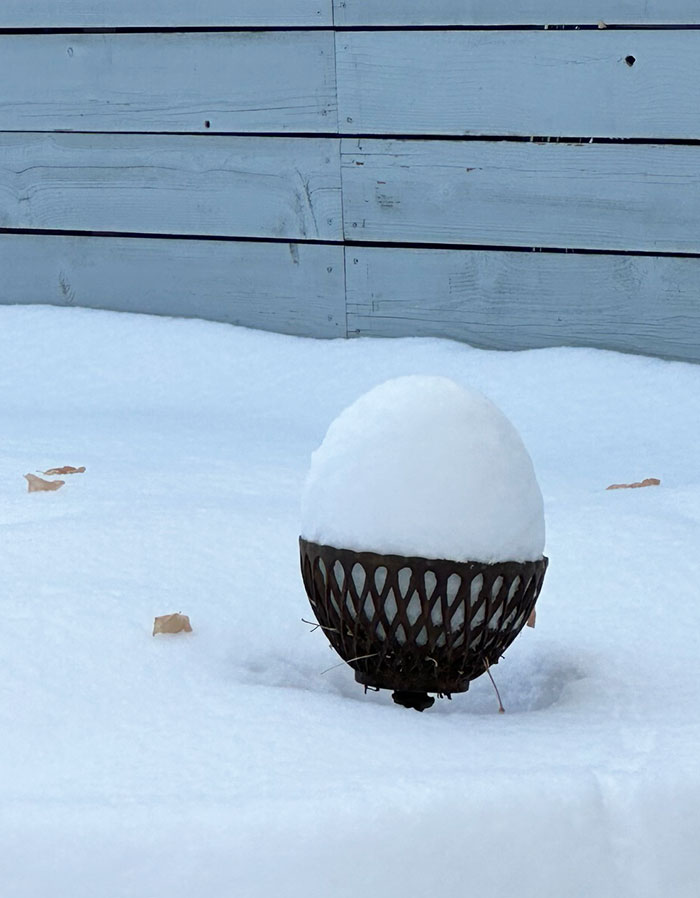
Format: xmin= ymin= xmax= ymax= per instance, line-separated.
xmin=300 ymin=538 xmax=549 ymax=710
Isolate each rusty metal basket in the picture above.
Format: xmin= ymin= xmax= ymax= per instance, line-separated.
xmin=300 ymin=538 xmax=548 ymax=710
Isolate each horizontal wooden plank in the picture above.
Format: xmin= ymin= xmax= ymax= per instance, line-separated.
xmin=0 ymin=134 xmax=341 ymax=240
xmin=1 ymin=0 xmax=696 ymax=28
xmin=0 ymin=1 xmax=331 ymax=27
xmin=337 ymin=31 xmax=700 ymax=138
xmin=341 ymin=139 xmax=700 ymax=253
xmin=0 ymin=234 xmax=345 ymax=337
xmin=0 ymin=32 xmax=336 ymax=133
xmin=334 ymin=1 xmax=700 ymax=26
xmin=346 ymin=247 xmax=700 ymax=362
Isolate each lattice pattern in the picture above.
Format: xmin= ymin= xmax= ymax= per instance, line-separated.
xmin=300 ymin=539 xmax=549 ymax=694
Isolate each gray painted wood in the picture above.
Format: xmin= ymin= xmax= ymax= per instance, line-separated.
xmin=0 ymin=1 xmax=331 ymax=27
xmin=0 ymin=234 xmax=346 ymax=337
xmin=336 ymin=31 xmax=700 ymax=138
xmin=0 ymin=32 xmax=336 ymax=133
xmin=334 ymin=1 xmax=700 ymax=26
xmin=341 ymin=139 xmax=700 ymax=253
xmin=0 ymin=134 xmax=341 ymax=240
xmin=346 ymin=247 xmax=700 ymax=362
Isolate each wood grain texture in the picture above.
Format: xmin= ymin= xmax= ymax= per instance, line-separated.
xmin=346 ymin=247 xmax=700 ymax=362
xmin=0 ymin=1 xmax=331 ymax=27
xmin=341 ymin=139 xmax=700 ymax=252
xmin=0 ymin=234 xmax=346 ymax=337
xmin=0 ymin=134 xmax=341 ymax=240
xmin=334 ymin=0 xmax=700 ymax=26
xmin=0 ymin=32 xmax=337 ymax=133
xmin=336 ymin=31 xmax=700 ymax=138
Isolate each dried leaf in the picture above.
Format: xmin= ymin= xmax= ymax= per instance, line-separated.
xmin=606 ymin=477 xmax=661 ymax=491
xmin=527 ymin=609 xmax=537 ymax=629
xmin=41 ymin=465 xmax=86 ymax=475
xmin=24 ymin=473 xmax=65 ymax=493
xmin=153 ymin=613 xmax=193 ymax=636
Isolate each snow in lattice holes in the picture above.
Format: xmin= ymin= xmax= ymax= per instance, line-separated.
xmin=300 ymin=376 xmax=549 ymax=711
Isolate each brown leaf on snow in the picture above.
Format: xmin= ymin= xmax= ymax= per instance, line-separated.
xmin=527 ymin=609 xmax=537 ymax=629
xmin=153 ymin=613 xmax=193 ymax=636
xmin=606 ymin=477 xmax=661 ymax=491
xmin=41 ymin=466 xmax=86 ymax=475
xmin=24 ymin=473 xmax=65 ymax=493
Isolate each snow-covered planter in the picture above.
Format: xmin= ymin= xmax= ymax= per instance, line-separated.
xmin=300 ymin=376 xmax=548 ymax=710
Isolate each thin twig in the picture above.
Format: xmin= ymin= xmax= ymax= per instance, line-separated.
xmin=302 ymin=618 xmax=338 ymax=633
xmin=321 ymin=653 xmax=378 ymax=676
xmin=484 ymin=658 xmax=506 ymax=714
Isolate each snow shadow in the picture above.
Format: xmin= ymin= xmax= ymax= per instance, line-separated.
xmin=234 ymin=648 xmax=585 ymax=717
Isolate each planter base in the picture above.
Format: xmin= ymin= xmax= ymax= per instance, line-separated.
xmin=354 ymin=667 xmax=470 ymax=696
xmin=391 ymin=691 xmax=435 ymax=712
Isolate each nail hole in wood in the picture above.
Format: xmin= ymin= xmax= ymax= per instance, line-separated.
xmin=625 ymin=55 xmax=636 ymax=67
xmin=204 ymin=120 xmax=211 ymax=128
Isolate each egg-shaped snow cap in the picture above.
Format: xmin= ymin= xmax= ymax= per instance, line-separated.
xmin=301 ymin=375 xmax=545 ymax=564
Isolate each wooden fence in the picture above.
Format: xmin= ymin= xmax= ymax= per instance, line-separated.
xmin=1 ymin=2 xmax=699 ymax=361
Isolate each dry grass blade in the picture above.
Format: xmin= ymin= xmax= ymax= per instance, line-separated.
xmin=302 ymin=617 xmax=338 ymax=633
xmin=321 ymin=653 xmax=378 ymax=676
xmin=484 ymin=658 xmax=506 ymax=714
xmin=24 ymin=473 xmax=65 ymax=493
xmin=153 ymin=613 xmax=193 ymax=636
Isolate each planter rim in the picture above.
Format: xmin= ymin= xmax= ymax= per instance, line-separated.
xmin=300 ymin=537 xmax=548 ymax=569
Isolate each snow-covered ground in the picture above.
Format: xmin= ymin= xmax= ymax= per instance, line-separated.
xmin=1 ymin=306 xmax=699 ymax=898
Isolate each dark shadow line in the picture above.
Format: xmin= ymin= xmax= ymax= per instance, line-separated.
xmin=2 ymin=130 xmax=700 ymax=145
xmin=1 ymin=24 xmax=700 ymax=34
xmin=1 ymin=227 xmax=699 ymax=259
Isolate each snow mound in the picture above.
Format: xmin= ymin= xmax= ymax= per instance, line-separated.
xmin=301 ymin=375 xmax=545 ymax=562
